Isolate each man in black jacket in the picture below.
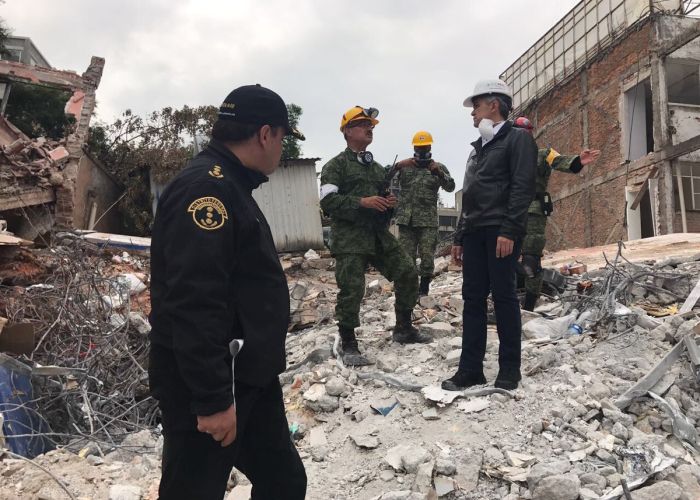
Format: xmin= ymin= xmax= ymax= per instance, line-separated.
xmin=442 ymin=79 xmax=537 ymax=392
xmin=149 ymin=84 xmax=307 ymax=499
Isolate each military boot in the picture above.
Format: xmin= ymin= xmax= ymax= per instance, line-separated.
xmin=392 ymin=310 xmax=432 ymax=344
xmin=419 ymin=276 xmax=431 ymax=296
xmin=522 ymin=292 xmax=538 ymax=312
xmin=339 ymin=327 xmax=372 ymax=366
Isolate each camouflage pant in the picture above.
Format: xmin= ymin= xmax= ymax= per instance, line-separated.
xmin=334 ymin=231 xmax=418 ymax=331
xmin=522 ymin=213 xmax=547 ymax=296
xmin=398 ymin=225 xmax=438 ymax=278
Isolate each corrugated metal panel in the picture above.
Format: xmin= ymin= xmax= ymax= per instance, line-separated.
xmin=252 ymin=162 xmax=324 ymax=252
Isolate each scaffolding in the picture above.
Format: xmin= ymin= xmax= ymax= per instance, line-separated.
xmin=500 ymin=0 xmax=683 ymax=112
xmin=684 ymin=0 xmax=700 ymax=15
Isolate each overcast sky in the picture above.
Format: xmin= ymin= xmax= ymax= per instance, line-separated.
xmin=3 ymin=0 xmax=580 ymax=206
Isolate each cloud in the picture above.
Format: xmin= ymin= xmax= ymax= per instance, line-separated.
xmin=3 ymin=0 xmax=580 ymax=202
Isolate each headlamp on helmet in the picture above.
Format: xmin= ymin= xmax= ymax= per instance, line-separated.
xmin=340 ymin=105 xmax=380 ymax=131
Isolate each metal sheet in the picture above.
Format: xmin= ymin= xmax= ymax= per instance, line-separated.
xmin=252 ymin=162 xmax=324 ymax=252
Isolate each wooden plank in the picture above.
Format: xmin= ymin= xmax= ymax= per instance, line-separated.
xmin=629 ymin=166 xmax=658 ymax=210
xmin=679 ymin=277 xmax=700 ymax=314
xmin=0 ymin=188 xmax=55 ymax=211
xmin=0 ymin=233 xmax=32 ymax=246
xmin=82 ymin=232 xmax=151 ymax=252
xmin=615 ymin=339 xmax=687 ymax=410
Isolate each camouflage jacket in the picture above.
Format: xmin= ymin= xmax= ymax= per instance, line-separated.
xmin=528 ymin=147 xmax=582 ymax=215
xmin=320 ymin=148 xmax=393 ymax=254
xmin=393 ymin=162 xmax=455 ymax=227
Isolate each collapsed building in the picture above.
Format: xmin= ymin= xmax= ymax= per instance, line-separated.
xmin=500 ymin=0 xmax=700 ymax=251
xmin=0 ymin=49 xmax=122 ymax=240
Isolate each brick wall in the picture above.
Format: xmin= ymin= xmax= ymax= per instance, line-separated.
xmin=522 ymin=22 xmax=654 ymax=251
xmin=675 ymin=211 xmax=700 ymax=233
xmin=55 ymin=57 xmax=105 ymax=229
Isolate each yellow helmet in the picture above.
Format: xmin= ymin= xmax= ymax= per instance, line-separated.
xmin=412 ymin=130 xmax=433 ymax=147
xmin=340 ymin=106 xmax=379 ymax=132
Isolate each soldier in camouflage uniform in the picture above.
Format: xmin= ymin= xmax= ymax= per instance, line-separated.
xmin=394 ymin=131 xmax=455 ymax=295
xmin=513 ymin=116 xmax=600 ymax=311
xmin=319 ymin=106 xmax=431 ymax=366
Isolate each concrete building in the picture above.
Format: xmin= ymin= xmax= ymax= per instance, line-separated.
xmin=1 ymin=37 xmax=51 ymax=68
xmin=500 ymin=0 xmax=700 ymax=251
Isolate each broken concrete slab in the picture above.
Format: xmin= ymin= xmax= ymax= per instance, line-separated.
xmin=456 ymin=397 xmax=490 ymax=414
xmin=385 ymin=444 xmax=430 ymax=474
xmin=108 ymin=485 xmax=142 ymax=500
xmin=433 ymin=475 xmax=455 ymax=497
xmin=435 ymin=458 xmax=456 ymax=476
xmin=325 ymin=377 xmax=347 ymax=397
xmin=526 ymin=460 xmax=573 ymax=491
xmin=350 ymin=433 xmax=380 ymax=450
xmin=505 ymin=451 xmax=537 ymax=468
xmin=412 ymin=459 xmax=435 ymax=494
xmin=444 ymin=349 xmax=461 ymax=367
xmin=419 ymin=322 xmax=454 ymax=337
xmin=531 ymin=473 xmax=580 ymax=500
xmin=629 ymin=480 xmax=682 ymax=500
xmin=422 ymin=408 xmax=440 ymax=420
xmin=309 ymin=426 xmax=329 ymax=462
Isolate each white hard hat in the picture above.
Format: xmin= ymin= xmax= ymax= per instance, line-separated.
xmin=463 ymin=79 xmax=513 ymax=108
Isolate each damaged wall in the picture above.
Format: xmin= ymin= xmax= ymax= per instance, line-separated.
xmin=520 ymin=21 xmax=655 ymax=250
xmin=0 ymin=56 xmax=111 ymax=236
xmin=512 ymin=13 xmax=700 ymax=251
xmin=73 ymin=151 xmax=123 ymax=233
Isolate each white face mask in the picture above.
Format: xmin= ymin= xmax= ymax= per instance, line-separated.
xmin=478 ymin=118 xmax=495 ymax=142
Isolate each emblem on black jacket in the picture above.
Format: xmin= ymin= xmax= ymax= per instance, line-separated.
xmin=187 ymin=197 xmax=228 ymax=230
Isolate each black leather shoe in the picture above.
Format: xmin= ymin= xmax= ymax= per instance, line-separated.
xmin=495 ymin=367 xmax=521 ymax=390
xmin=441 ymin=370 xmax=487 ymax=391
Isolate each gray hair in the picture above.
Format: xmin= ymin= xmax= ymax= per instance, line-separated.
xmin=484 ymin=95 xmax=512 ymax=120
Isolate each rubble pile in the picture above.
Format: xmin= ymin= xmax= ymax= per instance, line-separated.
xmin=0 ymin=131 xmax=70 ymax=190
xmin=1 ymin=234 xmax=155 ymax=453
xmin=277 ymin=245 xmax=700 ymax=499
xmin=1 ymin=238 xmax=700 ymax=499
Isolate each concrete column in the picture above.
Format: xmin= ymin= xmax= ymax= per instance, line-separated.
xmin=649 ymin=53 xmax=675 ymax=235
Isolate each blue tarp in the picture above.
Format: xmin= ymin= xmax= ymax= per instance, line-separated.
xmin=0 ymin=353 xmax=53 ymax=458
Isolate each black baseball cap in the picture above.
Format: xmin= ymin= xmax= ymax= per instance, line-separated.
xmin=218 ymin=84 xmax=305 ymax=140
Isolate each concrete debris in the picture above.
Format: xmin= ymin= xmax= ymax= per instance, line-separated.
xmin=108 ymin=484 xmax=143 ymax=500
xmin=350 ymin=433 xmax=381 ymax=449
xmin=3 ymin=237 xmax=700 ymax=499
xmin=629 ymin=480 xmax=682 ymax=500
xmin=421 ymin=408 xmax=440 ymax=420
xmin=505 ymin=451 xmax=537 ymax=468
xmin=304 ymin=249 xmax=320 ymax=260
xmin=411 ymin=459 xmax=434 ymax=493
xmin=531 ymin=473 xmax=580 ymax=500
xmin=309 ymin=426 xmax=329 ymax=462
xmin=434 ymin=458 xmax=456 ymax=476
xmin=433 ymin=475 xmax=455 ymax=496
xmin=384 ymin=444 xmax=430 ymax=474
xmin=456 ymin=397 xmax=490 ymax=414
